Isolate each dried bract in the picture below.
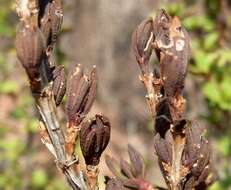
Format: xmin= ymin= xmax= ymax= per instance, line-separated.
xmin=154 ymin=133 xmax=172 ymax=165
xmin=80 ymin=114 xmax=111 ymax=166
xmin=66 ymin=64 xmax=97 ymax=126
xmin=132 ymin=18 xmax=154 ymax=74
xmin=52 ymin=65 xmax=66 ymax=106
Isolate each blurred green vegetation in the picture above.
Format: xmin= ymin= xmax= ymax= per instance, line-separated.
xmin=0 ymin=0 xmax=230 ymax=189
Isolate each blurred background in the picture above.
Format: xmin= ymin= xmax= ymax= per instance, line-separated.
xmin=0 ymin=0 xmax=231 ymax=189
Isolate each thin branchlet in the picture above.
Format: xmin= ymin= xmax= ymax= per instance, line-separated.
xmin=16 ymin=1 xmax=111 ymax=190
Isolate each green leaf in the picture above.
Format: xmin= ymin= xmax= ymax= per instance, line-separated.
xmin=217 ymin=49 xmax=231 ymax=67
xmin=194 ymin=51 xmax=217 ymax=73
xmin=221 ymin=76 xmax=231 ymax=100
xmin=0 ymin=175 xmax=7 ymax=188
xmin=202 ymin=81 xmax=221 ymax=104
xmin=219 ymin=100 xmax=231 ymax=110
xmin=167 ymin=3 xmax=185 ymax=15
xmin=217 ymin=136 xmax=231 ymax=156
xmin=200 ymin=17 xmax=215 ymax=31
xmin=204 ymin=32 xmax=218 ymax=50
xmin=0 ymin=23 xmax=13 ymax=37
xmin=10 ymin=107 xmax=27 ymax=119
xmin=31 ymin=169 xmax=48 ymax=188
xmin=209 ymin=181 xmax=224 ymax=190
xmin=27 ymin=119 xmax=38 ymax=133
xmin=183 ymin=16 xmax=199 ymax=30
xmin=0 ymin=80 xmax=19 ymax=94
xmin=183 ymin=16 xmax=215 ymax=31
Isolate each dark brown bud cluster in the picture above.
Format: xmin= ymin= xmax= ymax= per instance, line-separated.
xmin=66 ymin=64 xmax=97 ymax=126
xmin=105 ymin=145 xmax=154 ymax=190
xmin=16 ymin=2 xmax=112 ymax=189
xmin=153 ymin=121 xmax=213 ymax=189
xmin=16 ymin=0 xmax=63 ymax=94
xmin=132 ymin=9 xmax=190 ymax=124
xmin=80 ymin=114 xmax=110 ymax=166
xmin=153 ymin=9 xmax=190 ymax=123
xmin=132 ymin=8 xmax=215 ymax=190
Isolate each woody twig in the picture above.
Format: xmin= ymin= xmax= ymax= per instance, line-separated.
xmin=15 ymin=1 xmax=110 ymax=190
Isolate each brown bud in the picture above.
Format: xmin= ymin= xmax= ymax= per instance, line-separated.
xmin=66 ymin=64 xmax=97 ymax=126
xmin=52 ymin=65 xmax=66 ymax=106
xmin=39 ymin=0 xmax=62 ymax=50
xmin=132 ymin=18 xmax=154 ymax=74
xmin=49 ymin=0 xmax=63 ymax=47
xmin=182 ymin=122 xmax=205 ymax=168
xmin=80 ymin=114 xmax=110 ymax=166
xmin=154 ymin=133 xmax=172 ymax=165
xmin=153 ymin=9 xmax=190 ymax=98
xmin=16 ymin=23 xmax=45 ymax=80
xmin=105 ymin=178 xmax=123 ymax=190
xmin=181 ymin=122 xmax=212 ymax=189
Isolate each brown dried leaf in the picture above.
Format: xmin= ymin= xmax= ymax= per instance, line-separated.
xmin=120 ymin=159 xmax=133 ymax=179
xmin=128 ymin=144 xmax=145 ymax=178
xmin=105 ymin=155 xmax=123 ymax=179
